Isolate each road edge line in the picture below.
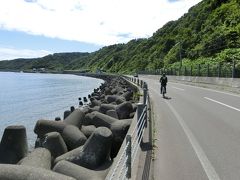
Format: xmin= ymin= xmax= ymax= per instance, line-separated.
xmin=165 ymin=100 xmax=221 ymax=180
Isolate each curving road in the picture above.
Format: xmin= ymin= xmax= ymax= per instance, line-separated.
xmin=140 ymin=75 xmax=240 ymax=180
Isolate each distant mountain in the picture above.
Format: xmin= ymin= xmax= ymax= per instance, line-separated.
xmin=1 ymin=0 xmax=240 ymax=73
xmin=0 ymin=52 xmax=89 ymax=71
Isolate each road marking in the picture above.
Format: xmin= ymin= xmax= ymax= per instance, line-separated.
xmin=204 ymin=97 xmax=240 ymax=112
xmin=171 ymin=86 xmax=185 ymax=91
xmin=165 ymin=100 xmax=221 ymax=180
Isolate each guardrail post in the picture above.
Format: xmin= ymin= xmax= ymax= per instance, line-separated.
xmin=137 ymin=103 xmax=144 ymax=142
xmin=143 ymin=87 xmax=148 ymax=105
xmin=137 ymin=104 xmax=145 ymax=122
xmin=126 ymin=135 xmax=132 ymax=179
xmin=207 ymin=64 xmax=210 ymax=77
xmin=218 ymin=63 xmax=221 ymax=77
xmin=190 ymin=66 xmax=192 ymax=76
xmin=198 ymin=64 xmax=201 ymax=76
xmin=232 ymin=61 xmax=236 ymax=78
xmin=143 ymin=83 xmax=148 ymax=128
xmin=148 ymin=96 xmax=153 ymax=148
xmin=140 ymin=80 xmax=143 ymax=88
xmin=137 ymin=103 xmax=147 ymax=140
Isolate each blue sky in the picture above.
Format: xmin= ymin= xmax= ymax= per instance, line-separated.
xmin=0 ymin=30 xmax=101 ymax=56
xmin=0 ymin=0 xmax=202 ymax=60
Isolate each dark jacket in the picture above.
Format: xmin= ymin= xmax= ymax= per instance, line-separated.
xmin=160 ymin=76 xmax=168 ymax=86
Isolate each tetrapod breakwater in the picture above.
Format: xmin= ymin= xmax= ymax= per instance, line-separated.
xmin=0 ymin=74 xmax=139 ymax=180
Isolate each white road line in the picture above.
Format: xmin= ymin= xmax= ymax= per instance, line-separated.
xmin=165 ymin=100 xmax=221 ymax=180
xmin=204 ymin=97 xmax=240 ymax=112
xmin=171 ymin=86 xmax=185 ymax=91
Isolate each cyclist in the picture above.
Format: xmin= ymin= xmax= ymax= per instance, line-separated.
xmin=160 ymin=73 xmax=168 ymax=97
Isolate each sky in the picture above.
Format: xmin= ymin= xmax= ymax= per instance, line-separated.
xmin=0 ymin=0 xmax=202 ymax=60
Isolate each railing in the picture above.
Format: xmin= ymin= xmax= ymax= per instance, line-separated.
xmin=138 ymin=61 xmax=240 ymax=78
xmin=106 ymin=76 xmax=149 ymax=180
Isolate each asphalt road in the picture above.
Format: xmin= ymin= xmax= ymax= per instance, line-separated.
xmin=140 ymin=75 xmax=240 ymax=180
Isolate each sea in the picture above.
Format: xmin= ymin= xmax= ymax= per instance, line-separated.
xmin=0 ymin=72 xmax=104 ymax=148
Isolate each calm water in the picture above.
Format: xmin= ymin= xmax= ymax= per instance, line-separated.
xmin=0 ymin=72 xmax=103 ymax=147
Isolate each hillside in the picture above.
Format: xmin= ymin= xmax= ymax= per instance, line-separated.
xmin=0 ymin=0 xmax=240 ymax=73
xmin=0 ymin=52 xmax=89 ymax=71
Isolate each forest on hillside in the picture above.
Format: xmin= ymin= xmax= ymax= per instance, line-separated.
xmin=0 ymin=0 xmax=240 ymax=75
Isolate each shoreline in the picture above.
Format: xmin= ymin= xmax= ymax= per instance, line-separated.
xmin=0 ymin=73 xmax=139 ymax=180
xmin=0 ymin=72 xmax=105 ymax=146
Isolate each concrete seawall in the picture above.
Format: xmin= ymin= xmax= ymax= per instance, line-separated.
xmin=140 ymin=75 xmax=240 ymax=93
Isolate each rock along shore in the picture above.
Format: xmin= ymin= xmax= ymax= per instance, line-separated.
xmin=0 ymin=73 xmax=139 ymax=180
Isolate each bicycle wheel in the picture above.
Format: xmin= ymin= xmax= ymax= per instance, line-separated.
xmin=162 ymin=86 xmax=166 ymax=97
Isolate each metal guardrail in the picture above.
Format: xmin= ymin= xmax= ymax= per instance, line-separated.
xmin=106 ymin=76 xmax=149 ymax=180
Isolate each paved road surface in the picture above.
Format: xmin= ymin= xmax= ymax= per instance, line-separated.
xmin=140 ymin=75 xmax=240 ymax=180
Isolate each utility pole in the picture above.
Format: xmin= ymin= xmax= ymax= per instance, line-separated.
xmin=174 ymin=41 xmax=182 ymax=67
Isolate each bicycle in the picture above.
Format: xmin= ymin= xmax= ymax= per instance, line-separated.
xmin=161 ymin=85 xmax=166 ymax=98
xmin=160 ymin=73 xmax=168 ymax=98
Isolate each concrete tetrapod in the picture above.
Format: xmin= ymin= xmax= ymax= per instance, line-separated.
xmin=42 ymin=132 xmax=68 ymax=159
xmin=84 ymin=111 xmax=115 ymax=127
xmin=55 ymin=117 xmax=61 ymax=121
xmin=106 ymin=109 xmax=119 ymax=119
xmin=62 ymin=125 xmax=87 ymax=150
xmin=53 ymin=160 xmax=112 ymax=180
xmin=110 ymin=88 xmax=119 ymax=95
xmin=121 ymin=91 xmax=133 ymax=101
xmin=84 ymin=111 xmax=132 ymax=138
xmin=0 ymin=125 xmax=28 ymax=164
xmin=90 ymin=93 xmax=100 ymax=99
xmin=80 ymin=125 xmax=96 ymax=138
xmin=64 ymin=110 xmax=71 ymax=119
xmin=99 ymin=103 xmax=116 ymax=114
xmin=115 ymin=101 xmax=134 ymax=119
xmin=89 ymin=98 xmax=101 ymax=108
xmin=105 ymin=95 xmax=125 ymax=104
xmin=104 ymin=87 xmax=112 ymax=95
xmin=89 ymin=106 xmax=100 ymax=113
xmin=81 ymin=106 xmax=91 ymax=114
xmin=34 ymin=119 xmax=66 ymax=138
xmin=18 ymin=147 xmax=51 ymax=169
xmin=64 ymin=109 xmax=85 ymax=128
xmin=34 ymin=119 xmax=88 ymax=149
xmin=54 ymin=127 xmax=113 ymax=170
xmin=99 ymin=102 xmax=134 ymax=119
xmin=84 ymin=111 xmax=132 ymax=158
xmin=0 ymin=164 xmax=76 ymax=180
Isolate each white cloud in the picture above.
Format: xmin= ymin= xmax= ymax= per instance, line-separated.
xmin=0 ymin=0 xmax=202 ymax=46
xmin=0 ymin=47 xmax=51 ymax=60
